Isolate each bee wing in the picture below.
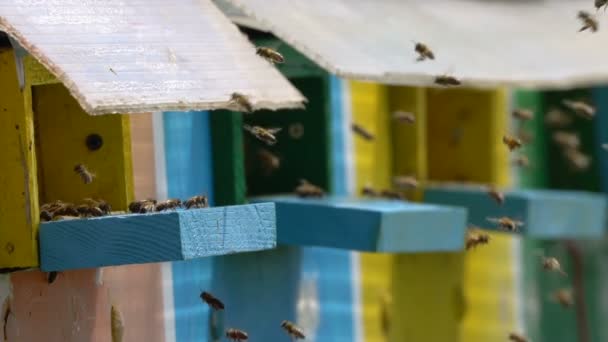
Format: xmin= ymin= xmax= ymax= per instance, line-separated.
xmin=514 ymin=220 xmax=525 ymax=226
xmin=486 ymin=217 xmax=499 ymax=223
xmin=267 ymin=127 xmax=282 ymax=134
xmin=242 ymin=124 xmax=253 ymax=132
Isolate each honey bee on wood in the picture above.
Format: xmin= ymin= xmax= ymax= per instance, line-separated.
xmin=487 ymin=187 xmax=505 ymax=205
xmin=596 ymin=0 xmax=608 ymax=11
xmin=257 ymin=148 xmax=281 ymax=176
xmin=393 ymin=111 xmax=416 ymax=124
xmin=413 ymin=42 xmax=435 ymax=61
xmin=74 ymin=163 xmax=95 ymax=184
xmin=545 ymin=108 xmax=573 ymax=128
xmin=563 ymin=148 xmax=591 ymax=172
xmin=351 ymin=123 xmax=375 ymax=141
xmin=381 ymin=189 xmax=404 ymax=200
xmin=243 ymin=124 xmax=282 ymax=146
xmin=512 ymin=108 xmax=534 ymax=121
xmin=552 ymin=288 xmax=574 ymax=308
xmin=200 ymin=291 xmax=224 ymax=310
xmin=226 ymin=328 xmax=248 ymax=341
xmin=281 ymin=320 xmax=305 ymax=340
xmin=578 ymin=11 xmax=598 ymax=33
xmin=434 ymin=74 xmax=461 ymax=87
xmin=392 ymin=176 xmax=418 ymax=190
xmin=552 ymin=131 xmax=580 ymax=149
xmin=230 ymin=92 xmax=254 ymax=113
xmin=513 ymin=155 xmax=530 ymax=168
xmin=184 ymin=195 xmax=209 ymax=209
xmin=295 ymin=179 xmax=325 ymax=198
xmin=562 ymin=99 xmax=596 ymax=119
xmin=156 ymin=199 xmax=182 ymax=211
xmin=256 ymin=46 xmax=285 ymax=64
xmin=83 ymin=198 xmax=112 ymax=215
xmin=486 ymin=216 xmax=524 ymax=232
xmin=503 ymin=135 xmax=523 ymax=151
xmin=76 ymin=204 xmax=104 ymax=217
xmin=465 ymin=228 xmax=490 ymax=250
xmin=40 ymin=200 xmax=79 ymax=221
xmin=508 ymin=332 xmax=529 ymax=342
xmin=128 ymin=199 xmax=157 ymax=213
xmin=542 ymin=257 xmax=567 ymax=276
xmin=361 ymin=184 xmax=380 ymax=197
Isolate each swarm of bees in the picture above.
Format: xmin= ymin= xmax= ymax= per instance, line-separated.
xmin=244 ymin=124 xmax=282 ymax=146
xmin=40 ymin=198 xmax=111 ymax=221
xmin=74 ymin=163 xmax=95 ymax=184
xmin=128 ymin=195 xmax=209 ymax=213
xmin=486 ymin=216 xmax=524 ymax=232
xmin=295 ymin=179 xmax=325 ymax=198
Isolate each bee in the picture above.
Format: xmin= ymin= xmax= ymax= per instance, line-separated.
xmin=351 ymin=123 xmax=375 ymax=141
xmin=281 ymin=320 xmax=305 ymax=340
xmin=230 ymin=92 xmax=254 ymax=113
xmin=596 ymin=0 xmax=608 ymax=11
xmin=393 ymin=111 xmax=416 ymax=124
xmin=257 ymin=148 xmax=281 ymax=176
xmin=128 ymin=199 xmax=157 ymax=213
xmin=83 ymin=198 xmax=112 ymax=215
xmin=40 ymin=210 xmax=53 ymax=222
xmin=47 ymin=271 xmax=59 ymax=284
xmin=200 ymin=291 xmax=224 ymax=311
xmin=552 ymin=131 xmax=580 ymax=149
xmin=542 ymin=257 xmax=567 ymax=276
xmin=244 ymin=124 xmax=281 ymax=146
xmin=563 ymin=148 xmax=591 ymax=172
xmin=578 ymin=11 xmax=598 ymax=33
xmin=392 ymin=176 xmax=418 ymax=190
xmin=465 ymin=228 xmax=490 ymax=250
xmin=508 ymin=332 xmax=529 ymax=342
xmin=562 ymin=99 xmax=595 ymax=119
xmin=414 ymin=42 xmax=435 ymax=61
xmin=486 ymin=216 xmax=524 ymax=232
xmin=512 ymin=108 xmax=533 ymax=121
xmin=361 ymin=184 xmax=380 ymax=197
xmin=381 ymin=189 xmax=404 ymax=200
xmin=503 ymin=135 xmax=523 ymax=151
xmin=256 ymin=46 xmax=285 ymax=64
xmin=156 ymin=198 xmax=182 ymax=211
xmin=76 ymin=204 xmax=104 ymax=217
xmin=40 ymin=200 xmax=79 ymax=220
xmin=226 ymin=328 xmax=248 ymax=341
xmin=184 ymin=195 xmax=209 ymax=209
xmin=74 ymin=164 xmax=95 ymax=184
xmin=434 ymin=75 xmax=461 ymax=87
xmin=545 ymin=108 xmax=573 ymax=128
xmin=295 ymin=179 xmax=325 ymax=198
xmin=487 ymin=187 xmax=505 ymax=205
xmin=552 ymin=288 xmax=574 ymax=308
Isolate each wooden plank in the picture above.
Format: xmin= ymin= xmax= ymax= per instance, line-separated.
xmin=0 ymin=48 xmax=39 ymax=267
xmin=424 ymin=186 xmax=606 ymax=238
xmin=39 ymin=202 xmax=277 ymax=271
xmin=32 ymin=83 xmax=133 ymax=210
xmin=252 ymin=196 xmax=467 ymax=252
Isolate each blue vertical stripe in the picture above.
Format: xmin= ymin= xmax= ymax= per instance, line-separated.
xmin=163 ymin=111 xmax=215 ymax=342
xmin=330 ymin=75 xmax=348 ymax=196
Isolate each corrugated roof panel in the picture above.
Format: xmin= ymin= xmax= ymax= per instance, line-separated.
xmin=224 ymin=0 xmax=608 ymax=89
xmin=0 ymin=0 xmax=305 ymax=115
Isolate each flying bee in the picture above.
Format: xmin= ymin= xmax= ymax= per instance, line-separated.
xmin=465 ymin=228 xmax=490 ymax=250
xmin=256 ymin=46 xmax=285 ymax=64
xmin=200 ymin=291 xmax=224 ymax=311
xmin=413 ymin=42 xmax=435 ymax=61
xmin=551 ymin=288 xmax=574 ymax=308
xmin=184 ymin=195 xmax=209 ymax=209
xmin=393 ymin=111 xmax=416 ymax=124
xmin=563 ymin=148 xmax=591 ymax=172
xmin=596 ymin=0 xmax=608 ymax=11
xmin=381 ymin=189 xmax=404 ymax=200
xmin=512 ymin=108 xmax=534 ymax=121
xmin=281 ymin=320 xmax=305 ymax=340
xmin=128 ymin=199 xmax=156 ymax=213
xmin=552 ymin=131 xmax=580 ymax=149
xmin=487 ymin=187 xmax=505 ymax=205
xmin=230 ymin=92 xmax=254 ymax=113
xmin=562 ymin=99 xmax=595 ymax=119
xmin=257 ymin=148 xmax=281 ymax=176
xmin=244 ymin=124 xmax=282 ymax=146
xmin=226 ymin=328 xmax=248 ymax=341
xmin=578 ymin=11 xmax=598 ymax=33
xmin=351 ymin=123 xmax=375 ymax=141
xmin=544 ymin=108 xmax=572 ymax=128
xmin=295 ymin=179 xmax=325 ymax=198
xmin=361 ymin=184 xmax=380 ymax=197
xmin=156 ymin=198 xmax=182 ymax=211
xmin=503 ymin=135 xmax=523 ymax=151
xmin=486 ymin=216 xmax=524 ymax=232
xmin=434 ymin=74 xmax=461 ymax=87
xmin=542 ymin=257 xmax=567 ymax=276
xmin=74 ymin=163 xmax=95 ymax=184
xmin=508 ymin=332 xmax=529 ymax=342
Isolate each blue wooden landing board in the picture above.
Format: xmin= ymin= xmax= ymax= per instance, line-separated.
xmin=39 ymin=203 xmax=277 ymax=271
xmin=424 ymin=186 xmax=607 ymax=238
xmin=251 ymin=195 xmax=467 ymax=252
